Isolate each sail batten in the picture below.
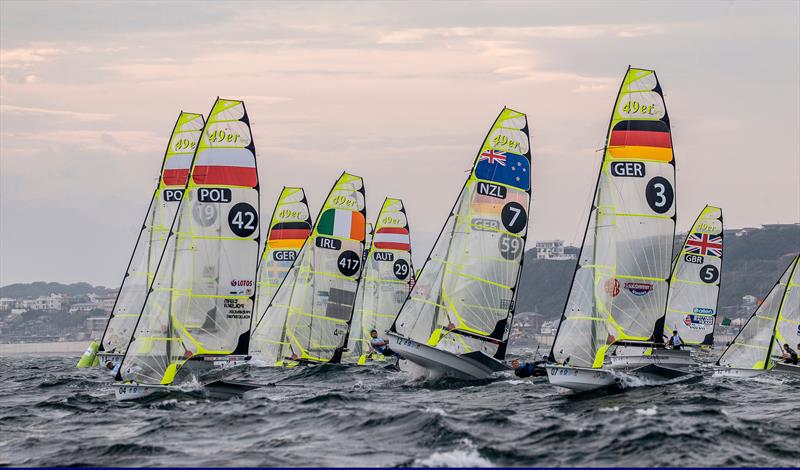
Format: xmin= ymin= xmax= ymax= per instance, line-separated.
xmin=550 ymin=67 xmax=676 ymax=368
xmin=116 ymin=99 xmax=260 ymax=386
xmin=391 ymin=108 xmax=531 ymax=360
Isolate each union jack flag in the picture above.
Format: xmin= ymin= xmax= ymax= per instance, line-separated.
xmin=685 ymin=233 xmax=722 ymax=257
xmin=479 ymin=149 xmax=507 ymax=166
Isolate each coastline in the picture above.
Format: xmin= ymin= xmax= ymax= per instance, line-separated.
xmin=0 ymin=341 xmax=86 ymax=356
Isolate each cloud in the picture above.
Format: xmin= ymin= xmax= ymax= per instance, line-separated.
xmin=0 ymin=46 xmax=63 ymax=68
xmin=0 ymin=104 xmax=114 ymax=122
xmin=492 ymin=65 xmax=616 ymax=91
xmin=377 ymin=24 xmax=664 ymax=45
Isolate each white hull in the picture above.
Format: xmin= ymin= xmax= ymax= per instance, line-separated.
xmin=388 ymin=333 xmax=508 ymax=380
xmin=97 ymin=352 xmax=124 ymax=367
xmin=773 ymin=362 xmax=800 ymax=376
xmin=113 ymin=383 xmax=170 ymax=401
xmin=712 ymin=367 xmax=766 ymax=378
xmin=546 ymin=364 xmax=619 ymax=392
xmin=609 ymin=348 xmax=693 ymax=370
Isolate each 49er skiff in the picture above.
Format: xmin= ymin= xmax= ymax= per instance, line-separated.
xmin=547 ymin=67 xmax=690 ymax=391
xmin=112 ymin=99 xmax=261 ymax=400
xmin=714 ymin=255 xmax=799 ymax=378
xmin=388 ymin=108 xmax=532 ymax=380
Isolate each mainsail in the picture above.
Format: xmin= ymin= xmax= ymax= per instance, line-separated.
xmin=390 ymin=108 xmax=531 ymax=360
xmin=550 ymin=67 xmax=676 ymax=368
xmin=249 ymin=173 xmax=366 ymax=366
xmin=99 ymin=112 xmax=205 ymax=356
xmin=249 ymin=187 xmax=312 ymax=361
xmin=717 ymin=256 xmax=799 ymax=370
xmin=346 ymin=198 xmax=414 ymax=364
xmin=663 ymin=205 xmax=723 ymax=346
xmin=116 ymin=99 xmax=260 ymax=385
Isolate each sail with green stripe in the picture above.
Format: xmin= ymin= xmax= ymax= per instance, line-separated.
xmin=345 ymin=198 xmax=414 ymax=364
xmin=116 ymin=99 xmax=260 ymax=385
xmin=663 ymin=205 xmax=723 ymax=346
xmin=250 ymin=172 xmax=366 ymax=366
xmin=390 ymin=108 xmax=531 ymax=360
xmin=249 ymin=187 xmax=312 ymax=362
xmin=550 ymin=67 xmax=676 ymax=368
xmin=99 ymin=112 xmax=204 ymax=357
xmin=717 ymin=256 xmax=798 ymax=370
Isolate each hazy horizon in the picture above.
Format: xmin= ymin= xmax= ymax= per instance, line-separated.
xmin=2 ymin=1 xmax=798 ymax=286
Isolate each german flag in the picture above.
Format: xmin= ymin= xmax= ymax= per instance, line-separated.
xmin=608 ymin=120 xmax=673 ymax=162
xmin=268 ymin=221 xmax=311 ymax=249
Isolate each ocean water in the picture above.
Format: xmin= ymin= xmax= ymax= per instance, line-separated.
xmin=1 ymin=352 xmax=798 ymax=468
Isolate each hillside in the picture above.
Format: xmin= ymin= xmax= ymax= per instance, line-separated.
xmin=0 ymin=282 xmax=115 ymax=299
xmin=516 ymin=223 xmax=800 ymax=319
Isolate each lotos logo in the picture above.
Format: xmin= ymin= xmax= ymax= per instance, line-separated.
xmin=624 ymin=282 xmax=653 ymax=296
xmin=605 ymin=278 xmax=620 ymax=297
xmin=230 ymin=279 xmax=253 ymax=287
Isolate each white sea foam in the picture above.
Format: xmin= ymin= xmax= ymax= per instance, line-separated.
xmin=424 ymin=406 xmax=446 ymax=416
xmin=598 ymin=406 xmax=619 ymax=412
xmin=636 ymin=406 xmax=658 ymax=416
xmin=415 ymin=439 xmax=493 ymax=468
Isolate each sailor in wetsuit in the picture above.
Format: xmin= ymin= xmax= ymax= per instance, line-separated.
xmin=369 ymin=329 xmax=394 ymax=357
xmin=667 ymin=330 xmax=683 ymax=350
xmin=782 ymin=344 xmax=798 ymax=365
xmin=511 ymin=358 xmax=546 ymax=378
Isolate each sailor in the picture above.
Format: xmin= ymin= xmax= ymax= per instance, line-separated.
xmin=104 ymin=360 xmax=120 ymax=375
xmin=667 ymin=330 xmax=683 ymax=350
xmin=510 ymin=358 xmax=547 ymax=378
xmin=782 ymin=344 xmax=798 ymax=365
xmin=369 ymin=329 xmax=394 ymax=357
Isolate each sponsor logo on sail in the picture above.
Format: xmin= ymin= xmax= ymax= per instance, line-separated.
xmin=624 ymin=282 xmax=653 ymax=296
xmin=605 ymin=278 xmax=620 ymax=297
xmin=684 ymin=314 xmax=714 ymax=328
xmin=692 ymin=307 xmax=714 ymax=315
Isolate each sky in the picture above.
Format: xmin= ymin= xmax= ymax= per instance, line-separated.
xmin=1 ymin=0 xmax=798 ymax=286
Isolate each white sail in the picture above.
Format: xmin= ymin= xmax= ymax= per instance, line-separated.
xmin=390 ymin=108 xmax=531 ymax=360
xmin=663 ymin=205 xmax=723 ymax=346
xmin=117 ymin=99 xmax=260 ymax=386
xmin=345 ymin=198 xmax=414 ymax=364
xmin=550 ymin=67 xmax=676 ymax=368
xmin=717 ymin=256 xmax=798 ymax=370
xmin=100 ymin=112 xmax=204 ymax=356
xmin=249 ymin=187 xmax=312 ymax=362
xmin=249 ymin=173 xmax=366 ymax=366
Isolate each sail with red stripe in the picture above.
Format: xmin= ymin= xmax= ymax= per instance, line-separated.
xmin=250 ymin=187 xmax=312 ymax=358
xmin=98 ymin=112 xmax=204 ymax=358
xmin=550 ymin=67 xmax=677 ymax=369
xmin=116 ymin=99 xmax=260 ymax=386
xmin=345 ymin=198 xmax=414 ymax=364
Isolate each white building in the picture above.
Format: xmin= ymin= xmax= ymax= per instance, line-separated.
xmin=69 ymin=302 xmax=102 ymax=313
xmin=22 ymin=294 xmax=63 ymax=311
xmin=0 ymin=298 xmax=15 ymax=311
xmin=535 ymin=240 xmax=577 ymax=260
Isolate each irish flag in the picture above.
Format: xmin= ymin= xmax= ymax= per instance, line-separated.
xmin=317 ymin=209 xmax=365 ymax=241
xmin=373 ymin=227 xmax=410 ymax=251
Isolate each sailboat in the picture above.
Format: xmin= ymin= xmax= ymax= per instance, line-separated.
xmin=77 ymin=112 xmax=205 ymax=369
xmin=113 ymin=98 xmax=261 ymax=400
xmin=344 ymin=198 xmax=414 ymax=365
xmin=547 ymin=67 xmax=686 ymax=391
xmin=248 ymin=187 xmax=313 ymax=363
xmin=714 ymin=255 xmax=799 ymax=378
xmin=249 ymin=172 xmax=366 ymax=367
xmin=387 ymin=108 xmax=532 ymax=380
xmin=610 ymin=205 xmax=723 ymax=369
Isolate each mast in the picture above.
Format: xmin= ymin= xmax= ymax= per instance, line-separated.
xmin=764 ymin=256 xmax=800 ymax=369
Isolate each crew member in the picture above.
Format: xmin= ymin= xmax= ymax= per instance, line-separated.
xmin=667 ymin=330 xmax=683 ymax=350
xmin=370 ymin=329 xmax=394 ymax=357
xmin=782 ymin=344 xmax=798 ymax=365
